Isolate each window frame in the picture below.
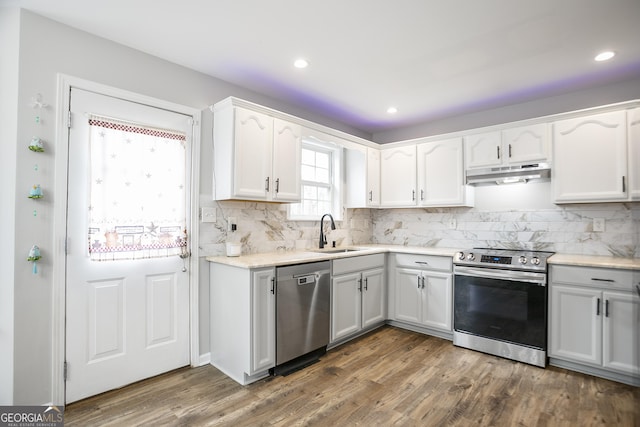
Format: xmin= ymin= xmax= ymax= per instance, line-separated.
xmin=288 ymin=137 xmax=343 ymax=221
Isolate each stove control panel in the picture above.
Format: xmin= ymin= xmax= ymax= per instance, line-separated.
xmin=454 ymin=249 xmax=554 ymax=271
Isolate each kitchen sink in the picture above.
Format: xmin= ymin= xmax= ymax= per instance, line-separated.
xmin=310 ymin=248 xmax=363 ymax=254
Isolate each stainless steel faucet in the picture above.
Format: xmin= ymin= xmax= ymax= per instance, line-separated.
xmin=319 ymin=213 xmax=336 ymax=249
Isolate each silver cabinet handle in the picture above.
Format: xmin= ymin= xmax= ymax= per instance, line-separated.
xmin=420 ymin=189 xmax=425 ymax=201
xmin=622 ymin=176 xmax=626 ymax=193
xmin=497 ymin=146 xmax=500 ymax=159
xmin=369 ymin=190 xmax=373 ymax=202
xmin=605 ymin=300 xmax=610 ymax=317
xmin=508 ymin=144 xmax=512 ymax=158
xmin=265 ymin=177 xmax=270 ymax=191
xmin=358 ymin=278 xmax=362 ymax=292
xmin=412 ymin=190 xmax=416 ymax=201
xmin=270 ymin=277 xmax=275 ymax=294
xmin=417 ymin=275 xmax=421 ymax=289
xmin=596 ymin=298 xmax=601 ymax=316
xmin=364 ymin=277 xmax=368 ymax=291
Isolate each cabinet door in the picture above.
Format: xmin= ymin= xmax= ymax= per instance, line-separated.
xmin=331 ymin=272 xmax=362 ymax=342
xmin=380 ymin=146 xmax=417 ymax=206
xmin=394 ymin=268 xmax=422 ymax=324
xmin=367 ymin=147 xmax=381 ymax=207
xmin=553 ymin=110 xmax=627 ymax=203
xmin=549 ymin=285 xmax=601 ymax=366
xmin=417 ymin=137 xmax=466 ymax=206
xmin=362 ymin=268 xmax=386 ymax=329
xmin=464 ymin=131 xmax=502 ymax=169
xmin=502 ymin=123 xmax=549 ymax=164
xmin=233 ymin=107 xmax=273 ymax=199
xmin=628 ymin=108 xmax=640 ymax=200
xmin=602 ymin=291 xmax=640 ymax=375
xmin=272 ymin=119 xmax=301 ymax=202
xmin=250 ymin=268 xmax=275 ymax=374
xmin=421 ymin=271 xmax=452 ymax=332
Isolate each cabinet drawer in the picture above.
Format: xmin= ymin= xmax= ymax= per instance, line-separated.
xmin=551 ymin=265 xmax=635 ymax=292
xmin=394 ymin=253 xmax=452 ymax=272
xmin=333 ymin=254 xmax=385 ymax=275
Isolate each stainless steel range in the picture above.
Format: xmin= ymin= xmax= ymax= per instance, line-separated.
xmin=453 ymin=248 xmax=554 ymax=367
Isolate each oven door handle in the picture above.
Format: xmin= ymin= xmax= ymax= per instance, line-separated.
xmin=454 ymin=266 xmax=546 ymax=286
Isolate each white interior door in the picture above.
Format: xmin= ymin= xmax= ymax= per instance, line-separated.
xmin=65 ymin=88 xmax=191 ymax=403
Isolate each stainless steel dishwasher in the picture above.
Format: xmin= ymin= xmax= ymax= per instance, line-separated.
xmin=274 ymin=261 xmax=330 ymax=375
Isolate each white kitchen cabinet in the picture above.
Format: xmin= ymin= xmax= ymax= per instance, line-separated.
xmin=344 ymin=144 xmax=380 ymax=208
xmin=210 ymin=263 xmax=275 ymax=385
xmin=251 ymin=268 xmax=277 ymax=374
xmin=628 ymin=107 xmax=640 ymax=200
xmin=465 ymin=123 xmax=550 ymax=169
xmin=331 ymin=254 xmax=385 ymax=343
xmin=549 ymin=265 xmax=639 ymax=383
xmin=553 ymin=110 xmax=628 ymax=203
xmin=417 ymin=137 xmax=473 ymax=207
xmin=380 ymin=145 xmax=417 ymax=207
xmin=367 ymin=147 xmax=381 ymax=207
xmin=213 ymin=100 xmax=301 ymax=202
xmin=389 ymin=254 xmax=453 ymax=336
xmin=271 ymin=118 xmax=302 ymax=201
xmin=464 ymin=131 xmax=502 ymax=169
xmin=502 ymin=123 xmax=550 ymax=165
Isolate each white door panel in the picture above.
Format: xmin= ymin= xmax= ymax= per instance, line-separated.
xmin=66 ymin=88 xmax=190 ymax=403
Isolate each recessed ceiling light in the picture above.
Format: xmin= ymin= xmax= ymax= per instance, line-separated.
xmin=594 ymin=51 xmax=615 ymax=62
xmin=387 ymin=107 xmax=398 ymax=114
xmin=294 ymin=58 xmax=309 ymax=69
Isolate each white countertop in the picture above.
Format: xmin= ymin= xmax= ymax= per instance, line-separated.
xmin=548 ymin=253 xmax=640 ymax=270
xmin=206 ymin=244 xmax=639 ymax=271
xmin=205 ymin=244 xmax=459 ymax=269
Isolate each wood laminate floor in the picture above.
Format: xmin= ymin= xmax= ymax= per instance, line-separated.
xmin=65 ymin=326 xmax=639 ymax=426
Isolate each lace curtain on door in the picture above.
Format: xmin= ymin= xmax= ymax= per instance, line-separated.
xmin=87 ymin=115 xmax=187 ymax=260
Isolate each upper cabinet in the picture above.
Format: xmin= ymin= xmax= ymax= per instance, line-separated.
xmin=367 ymin=147 xmax=381 ymax=207
xmin=213 ymin=100 xmax=301 ymax=202
xmin=344 ymin=144 xmax=381 ymax=208
xmin=465 ymin=123 xmax=550 ymax=169
xmin=380 ymin=145 xmax=417 ymax=207
xmin=272 ymin=119 xmax=302 ymax=201
xmin=553 ymin=110 xmax=629 ymax=203
xmin=417 ymin=137 xmax=473 ymax=207
xmin=379 ymin=138 xmax=473 ymax=208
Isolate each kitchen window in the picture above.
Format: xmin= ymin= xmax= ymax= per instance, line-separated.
xmin=288 ymin=139 xmax=342 ymax=220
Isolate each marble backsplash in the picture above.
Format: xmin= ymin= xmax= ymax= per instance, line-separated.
xmin=199 ymin=196 xmax=639 ymax=258
xmin=371 ymin=203 xmax=640 ymax=258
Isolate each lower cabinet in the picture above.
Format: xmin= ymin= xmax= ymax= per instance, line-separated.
xmin=331 ymin=254 xmax=386 ymax=343
xmin=549 ymin=265 xmax=639 ymax=384
xmin=210 ymin=263 xmax=275 ymax=385
xmin=389 ymin=254 xmax=453 ymax=336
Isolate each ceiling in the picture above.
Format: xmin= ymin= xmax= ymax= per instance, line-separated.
xmin=6 ymin=0 xmax=640 ymax=133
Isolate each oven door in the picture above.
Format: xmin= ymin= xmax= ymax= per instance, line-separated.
xmin=454 ymin=266 xmax=547 ymax=350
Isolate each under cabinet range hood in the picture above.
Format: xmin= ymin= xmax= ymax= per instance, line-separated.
xmin=466 ymin=163 xmax=551 ymax=185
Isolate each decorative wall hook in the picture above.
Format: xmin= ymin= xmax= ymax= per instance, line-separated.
xmin=29 ymin=93 xmax=48 ymax=109
xmin=28 ymin=245 xmax=41 ymax=274
xmin=28 ymin=184 xmax=43 ymax=199
xmin=29 ymin=137 xmax=44 ymax=152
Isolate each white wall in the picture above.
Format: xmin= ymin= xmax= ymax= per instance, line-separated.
xmin=7 ymin=8 xmax=368 ymax=405
xmin=0 ymin=7 xmax=20 ymax=405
